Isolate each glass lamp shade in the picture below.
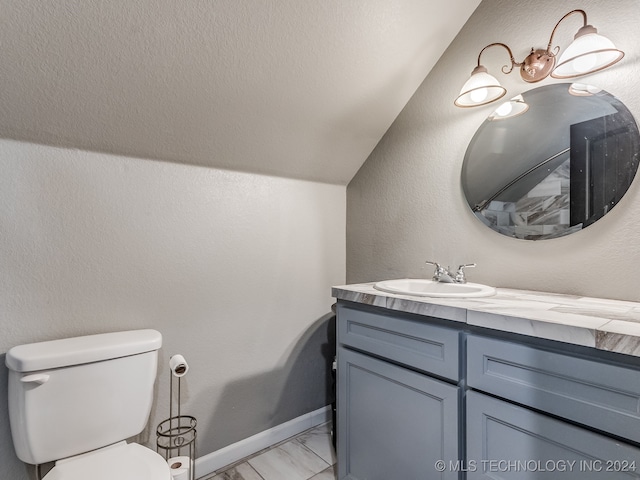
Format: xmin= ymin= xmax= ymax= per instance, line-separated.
xmin=488 ymin=95 xmax=529 ymax=121
xmin=568 ymin=83 xmax=602 ymax=96
xmin=552 ymin=26 xmax=624 ymax=78
xmin=454 ymin=66 xmax=506 ymax=107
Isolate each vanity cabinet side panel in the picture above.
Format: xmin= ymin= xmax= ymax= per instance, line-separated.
xmin=337 ymin=347 xmax=459 ymax=480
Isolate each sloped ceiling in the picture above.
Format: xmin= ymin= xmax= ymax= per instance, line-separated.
xmin=0 ymin=0 xmax=480 ymax=184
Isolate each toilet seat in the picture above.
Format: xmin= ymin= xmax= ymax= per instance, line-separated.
xmin=43 ymin=441 xmax=171 ymax=480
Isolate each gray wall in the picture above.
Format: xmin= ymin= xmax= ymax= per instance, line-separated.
xmin=0 ymin=140 xmax=345 ymax=479
xmin=347 ymin=0 xmax=640 ymax=302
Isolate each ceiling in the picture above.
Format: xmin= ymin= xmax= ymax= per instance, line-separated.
xmin=0 ymin=0 xmax=480 ymax=185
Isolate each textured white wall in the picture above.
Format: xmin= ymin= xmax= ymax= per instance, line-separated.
xmin=0 ymin=0 xmax=479 ymax=185
xmin=0 ymin=140 xmax=345 ymax=479
xmin=348 ymin=0 xmax=640 ymax=301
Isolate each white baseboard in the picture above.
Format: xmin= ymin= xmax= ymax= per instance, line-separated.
xmin=194 ymin=405 xmax=332 ymax=478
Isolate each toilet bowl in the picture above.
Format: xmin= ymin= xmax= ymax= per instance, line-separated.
xmin=42 ymin=442 xmax=170 ymax=480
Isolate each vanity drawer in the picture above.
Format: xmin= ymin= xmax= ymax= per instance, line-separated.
xmin=337 ymin=303 xmax=460 ymax=381
xmin=467 ymin=335 xmax=640 ymax=444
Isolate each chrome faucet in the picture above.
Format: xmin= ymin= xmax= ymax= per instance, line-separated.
xmin=425 ymin=261 xmax=476 ymax=284
xmin=425 ymin=261 xmax=454 ymax=283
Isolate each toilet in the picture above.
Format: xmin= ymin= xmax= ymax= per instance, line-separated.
xmin=6 ymin=329 xmax=172 ymax=480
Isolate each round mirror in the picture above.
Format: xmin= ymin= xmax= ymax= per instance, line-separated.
xmin=462 ymin=83 xmax=640 ymax=240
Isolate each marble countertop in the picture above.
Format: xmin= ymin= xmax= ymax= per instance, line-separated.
xmin=332 ymin=282 xmax=640 ymax=358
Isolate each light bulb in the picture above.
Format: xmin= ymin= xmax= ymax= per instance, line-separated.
xmin=488 ymin=95 xmax=528 ymax=121
xmin=470 ymin=88 xmax=488 ymax=103
xmin=495 ymin=101 xmax=513 ymax=117
xmin=572 ymin=54 xmax=597 ymax=74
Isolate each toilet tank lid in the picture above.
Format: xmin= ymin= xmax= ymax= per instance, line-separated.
xmin=5 ymin=329 xmax=163 ymax=373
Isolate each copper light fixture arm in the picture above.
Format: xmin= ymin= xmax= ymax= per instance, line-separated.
xmin=476 ymin=42 xmax=522 ymax=74
xmin=545 ymin=9 xmax=588 ymax=57
xmin=473 ymin=10 xmax=591 ymax=83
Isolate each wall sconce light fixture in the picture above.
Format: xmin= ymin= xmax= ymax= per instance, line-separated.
xmin=454 ymin=9 xmax=624 ymax=108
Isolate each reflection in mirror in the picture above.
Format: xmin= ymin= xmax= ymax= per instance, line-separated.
xmin=462 ymin=83 xmax=640 ymax=240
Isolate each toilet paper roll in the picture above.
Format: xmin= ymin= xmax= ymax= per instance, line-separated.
xmin=167 ymin=456 xmax=192 ymax=480
xmin=169 ymin=354 xmax=189 ymax=377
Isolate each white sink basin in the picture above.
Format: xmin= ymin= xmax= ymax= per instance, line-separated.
xmin=373 ymin=278 xmax=496 ymax=298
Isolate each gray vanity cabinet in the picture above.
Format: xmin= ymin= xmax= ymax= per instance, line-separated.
xmin=335 ymin=301 xmax=640 ymax=480
xmin=336 ymin=303 xmax=461 ymax=480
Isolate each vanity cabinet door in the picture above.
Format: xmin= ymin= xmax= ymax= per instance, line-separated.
xmin=337 ymin=347 xmax=459 ymax=480
xmin=466 ymin=391 xmax=640 ymax=479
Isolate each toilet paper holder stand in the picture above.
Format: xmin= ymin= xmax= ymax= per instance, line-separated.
xmin=157 ymin=355 xmax=197 ymax=480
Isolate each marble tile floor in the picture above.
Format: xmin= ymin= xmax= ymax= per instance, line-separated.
xmin=199 ymin=422 xmax=337 ymax=480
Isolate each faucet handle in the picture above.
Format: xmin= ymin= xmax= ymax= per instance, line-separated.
xmin=425 ymin=261 xmax=446 ymax=281
xmin=455 ymin=263 xmax=476 ymax=283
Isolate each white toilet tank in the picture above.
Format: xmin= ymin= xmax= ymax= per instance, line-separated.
xmin=6 ymin=329 xmax=162 ymax=465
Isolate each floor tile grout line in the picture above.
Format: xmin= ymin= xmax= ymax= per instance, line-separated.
xmin=294 ymin=436 xmax=332 ymax=469
xmin=247 ymin=438 xmax=330 ymax=480
xmin=197 ymin=422 xmax=334 ymax=480
xmin=246 ymin=461 xmax=266 ymax=480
